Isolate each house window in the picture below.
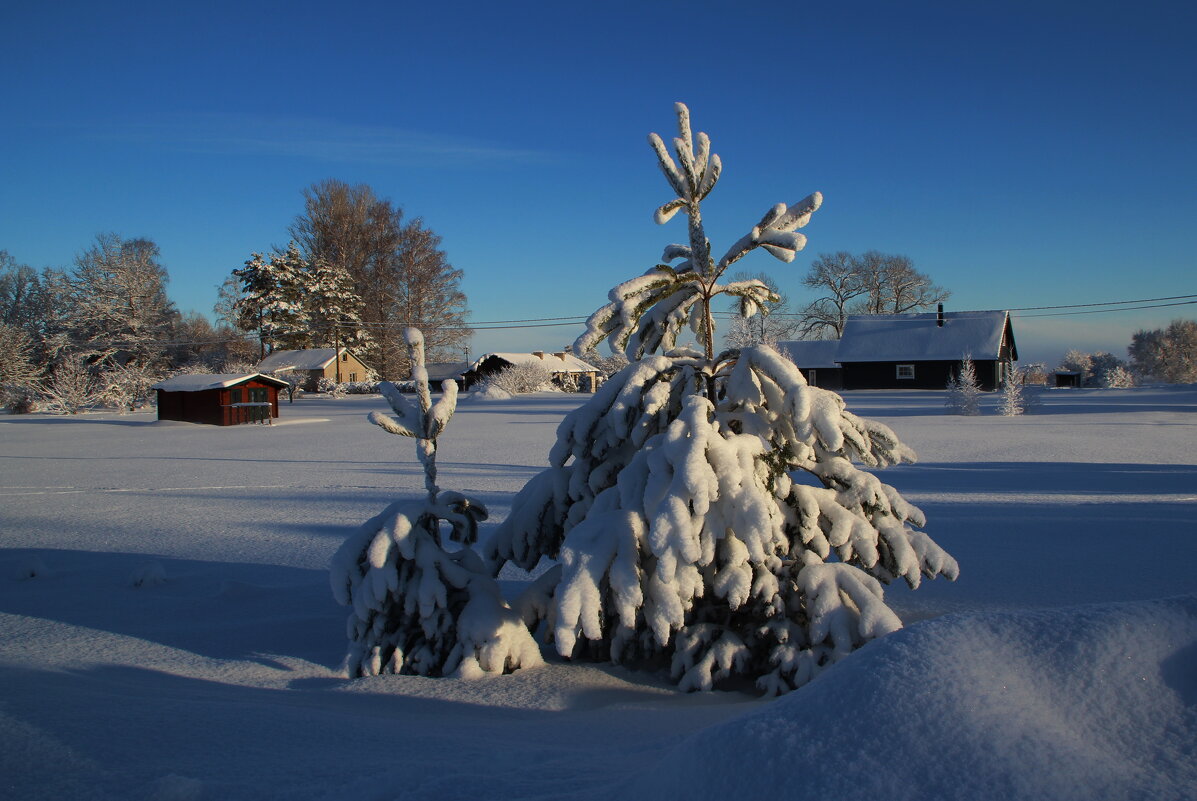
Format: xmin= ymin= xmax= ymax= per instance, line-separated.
xmin=230 ymin=388 xmax=243 ymax=403
xmin=807 ymin=369 xmax=817 ymax=387
xmin=342 ymin=353 xmax=348 ymax=361
xmin=349 ymin=373 xmax=357 ymax=382
xmin=896 ymin=364 xmax=915 ymax=380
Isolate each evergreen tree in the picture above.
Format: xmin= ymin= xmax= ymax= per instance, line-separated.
xmin=330 ymin=328 xmax=541 ymax=678
xmin=232 ymin=244 xmax=309 ymax=357
xmin=306 ymin=255 xmax=372 ymax=361
xmin=999 ymin=362 xmax=1025 ymax=416
xmin=485 ymin=103 xmax=957 ymax=694
xmin=946 ymin=355 xmax=981 ymax=415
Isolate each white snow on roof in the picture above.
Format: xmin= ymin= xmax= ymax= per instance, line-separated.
xmin=777 ymin=340 xmax=841 ymax=369
xmin=151 ymin=373 xmax=288 ymax=392
xmin=470 ymin=352 xmax=599 ymax=374
xmin=256 ymin=348 xmax=340 ymax=372
xmin=835 ymin=311 xmax=1013 ymax=362
xmin=423 ymin=362 xmax=469 ymax=381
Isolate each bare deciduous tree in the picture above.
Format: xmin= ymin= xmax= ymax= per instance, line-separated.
xmin=70 ymin=233 xmax=177 ymax=369
xmin=288 ymin=180 xmax=471 ymax=379
xmin=799 ymin=250 xmax=950 ymax=338
xmin=722 ymin=271 xmax=799 ymax=349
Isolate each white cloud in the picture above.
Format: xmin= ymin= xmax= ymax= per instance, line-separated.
xmin=75 ymin=112 xmax=552 ymax=167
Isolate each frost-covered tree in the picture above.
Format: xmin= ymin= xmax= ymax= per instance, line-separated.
xmin=69 ymin=234 xmax=178 ymax=370
xmin=946 ymin=356 xmax=982 ymax=415
xmin=1128 ymin=320 xmax=1197 ymax=384
xmin=36 ymin=355 xmax=103 ymax=414
xmin=0 ymin=323 xmax=42 ymax=411
xmin=485 ymin=103 xmax=957 ymax=695
xmin=999 ymin=363 xmax=1026 ymax=416
xmin=1059 ymin=349 xmax=1134 ymax=388
xmin=722 ymin=271 xmax=798 ymax=350
xmin=330 ymin=328 xmax=541 ymax=678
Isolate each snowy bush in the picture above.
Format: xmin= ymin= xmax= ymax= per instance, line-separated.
xmin=0 ymin=323 xmax=42 ymax=411
xmin=99 ymin=361 xmax=161 ymax=411
xmin=1058 ymin=349 xmax=1132 ymax=388
xmin=340 ymin=380 xmax=382 ymax=395
xmin=316 ymin=376 xmax=344 ymax=397
xmin=479 ymin=361 xmax=554 ymax=395
xmin=484 ymin=103 xmax=957 ymax=695
xmin=330 ymin=328 xmax=542 ymax=678
xmin=36 ymin=356 xmax=104 ymax=414
xmin=946 ymin=355 xmax=982 ymax=415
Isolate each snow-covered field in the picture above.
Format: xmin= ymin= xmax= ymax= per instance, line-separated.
xmin=2 ymin=387 xmax=1195 ymax=800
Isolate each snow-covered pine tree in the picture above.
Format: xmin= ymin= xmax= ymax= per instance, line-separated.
xmin=946 ymin=355 xmax=981 ymax=415
xmin=485 ymin=103 xmax=957 ymax=695
xmin=306 ymin=256 xmax=372 ymax=358
xmin=330 ymin=328 xmax=542 ymax=679
xmin=233 ymin=244 xmax=309 ymax=355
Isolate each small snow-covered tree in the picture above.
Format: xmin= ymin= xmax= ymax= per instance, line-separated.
xmin=330 ymin=328 xmax=541 ymax=678
xmin=485 ymin=103 xmax=957 ymax=695
xmin=946 ymin=356 xmax=981 ymax=415
xmin=999 ymin=363 xmax=1026 ymax=416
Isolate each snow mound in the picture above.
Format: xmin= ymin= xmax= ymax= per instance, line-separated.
xmin=468 ymin=385 xmax=513 ymax=401
xmin=634 ymin=596 xmax=1197 ymax=801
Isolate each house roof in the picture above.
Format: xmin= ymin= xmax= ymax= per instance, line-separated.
xmin=469 ymin=352 xmax=599 ymax=374
xmin=151 ymin=373 xmax=290 ymax=392
xmin=255 ymin=348 xmax=344 ymax=372
xmin=423 ymin=362 xmax=469 ymax=381
xmin=777 ymin=340 xmax=841 ymax=369
xmin=835 ymin=310 xmax=1016 ymax=363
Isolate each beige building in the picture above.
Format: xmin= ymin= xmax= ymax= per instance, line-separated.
xmin=255 ymin=348 xmax=374 ymax=390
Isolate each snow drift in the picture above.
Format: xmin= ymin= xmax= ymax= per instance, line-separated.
xmin=633 ymin=595 xmax=1197 ymax=801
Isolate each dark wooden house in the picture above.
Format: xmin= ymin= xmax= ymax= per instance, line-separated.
xmin=463 ymin=351 xmax=601 ymax=392
xmin=151 ymin=373 xmax=289 ymax=426
xmin=777 ymin=340 xmax=843 ymax=389
xmin=827 ymin=309 xmax=1018 ymax=391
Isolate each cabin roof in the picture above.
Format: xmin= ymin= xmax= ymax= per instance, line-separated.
xmin=151 ymin=373 xmax=290 ymax=392
xmin=777 ymin=340 xmax=841 ymax=369
xmin=835 ymin=310 xmax=1015 ymax=362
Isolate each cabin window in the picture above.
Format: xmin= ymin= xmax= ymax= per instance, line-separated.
xmin=896 ymin=364 xmax=915 ymax=380
xmin=229 ymin=388 xmax=243 ymax=403
xmin=807 ymin=369 xmax=817 ymax=387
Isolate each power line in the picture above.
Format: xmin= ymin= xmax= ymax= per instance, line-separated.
xmin=1013 ymin=300 xmax=1197 ymax=318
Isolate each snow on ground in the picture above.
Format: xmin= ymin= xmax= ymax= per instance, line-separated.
xmin=1 ymin=386 xmax=1195 ymax=800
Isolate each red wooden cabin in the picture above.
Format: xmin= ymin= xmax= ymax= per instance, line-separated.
xmin=151 ymin=373 xmax=289 ymax=426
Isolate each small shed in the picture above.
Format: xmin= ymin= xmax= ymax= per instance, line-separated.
xmin=777 ymin=340 xmax=843 ymax=389
xmin=255 ymin=348 xmax=373 ymax=390
xmin=1054 ymin=370 xmax=1082 ymax=388
xmin=464 ymin=351 xmax=601 ymax=392
xmin=151 ymin=373 xmax=289 ymax=426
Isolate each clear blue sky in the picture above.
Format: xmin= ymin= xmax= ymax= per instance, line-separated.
xmin=2 ymin=0 xmax=1195 ymax=365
